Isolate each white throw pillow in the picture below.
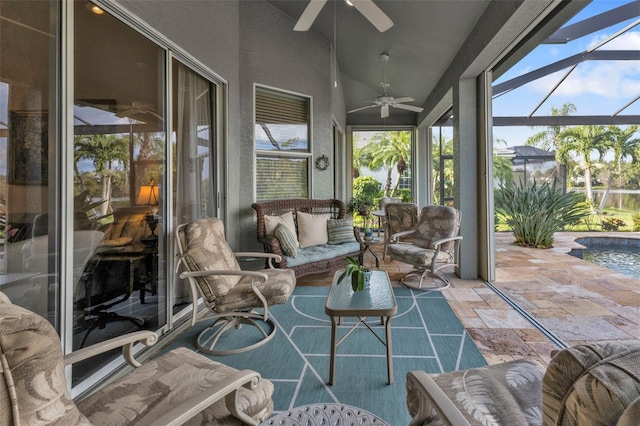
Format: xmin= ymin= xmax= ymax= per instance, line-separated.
xmin=297 ymin=211 xmax=331 ymax=248
xmin=264 ymin=211 xmax=299 ymax=247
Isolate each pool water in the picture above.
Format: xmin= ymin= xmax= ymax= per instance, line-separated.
xmin=569 ymin=238 xmax=640 ymax=280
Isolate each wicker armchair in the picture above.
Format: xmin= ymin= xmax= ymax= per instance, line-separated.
xmin=251 ymin=199 xmax=364 ymax=277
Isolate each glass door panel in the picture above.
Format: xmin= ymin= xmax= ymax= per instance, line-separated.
xmin=72 ymin=1 xmax=167 ymax=384
xmin=0 ymin=0 xmax=61 ymax=327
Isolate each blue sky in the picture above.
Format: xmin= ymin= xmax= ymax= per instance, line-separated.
xmin=492 ymin=0 xmax=640 ymax=148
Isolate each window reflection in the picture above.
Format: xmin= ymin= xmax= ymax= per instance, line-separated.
xmin=72 ymin=1 xmax=166 ymax=384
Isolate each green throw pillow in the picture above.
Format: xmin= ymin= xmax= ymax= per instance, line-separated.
xmin=275 ymin=223 xmax=298 ymax=257
xmin=327 ymin=218 xmax=357 ymax=244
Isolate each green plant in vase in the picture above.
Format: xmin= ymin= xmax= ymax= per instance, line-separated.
xmin=337 ymin=256 xmax=372 ymax=291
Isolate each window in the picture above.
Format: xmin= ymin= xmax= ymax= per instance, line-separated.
xmin=255 ymin=86 xmax=310 ymax=201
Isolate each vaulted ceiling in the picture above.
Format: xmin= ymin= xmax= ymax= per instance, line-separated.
xmin=265 ymin=0 xmax=491 ymax=126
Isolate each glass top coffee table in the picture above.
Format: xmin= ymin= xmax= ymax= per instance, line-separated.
xmin=325 ymin=270 xmax=397 ymax=385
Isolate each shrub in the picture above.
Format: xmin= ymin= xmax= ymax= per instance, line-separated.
xmin=633 ymin=213 xmax=640 ymax=232
xmin=495 ymin=180 xmax=590 ymax=248
xmin=601 ymin=216 xmax=626 ymax=231
xmin=352 ymin=176 xmax=381 ymax=202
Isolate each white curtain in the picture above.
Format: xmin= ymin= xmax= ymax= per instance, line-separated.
xmin=173 ymin=63 xmax=211 ymax=303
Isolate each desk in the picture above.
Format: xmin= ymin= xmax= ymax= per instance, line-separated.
xmin=325 ymin=270 xmax=397 ymax=385
xmin=95 ymin=242 xmax=157 ymax=304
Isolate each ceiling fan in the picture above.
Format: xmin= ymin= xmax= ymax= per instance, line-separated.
xmin=348 ymin=53 xmax=424 ymax=119
xmin=115 ymin=62 xmax=162 ymax=121
xmin=116 ymin=101 xmax=162 ymax=121
xmin=294 ymin=0 xmax=393 ymax=32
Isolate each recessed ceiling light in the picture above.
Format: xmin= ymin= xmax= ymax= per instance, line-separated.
xmin=86 ymin=3 xmax=105 ymax=15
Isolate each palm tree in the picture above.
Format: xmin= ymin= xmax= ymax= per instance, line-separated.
xmin=362 ymin=131 xmax=411 ymax=197
xmin=598 ymin=125 xmax=640 ymax=212
xmin=432 ymin=135 xmax=454 ymax=204
xmin=526 ymin=103 xmax=576 ymax=184
xmin=556 ymin=125 xmax=611 ymax=210
xmin=525 ymin=103 xmax=577 ymax=151
xmin=75 ymin=134 xmax=130 ymax=216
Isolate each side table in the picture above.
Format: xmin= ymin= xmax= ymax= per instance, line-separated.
xmin=260 ymin=403 xmax=390 ymax=426
xmin=363 ymin=237 xmax=384 ymax=268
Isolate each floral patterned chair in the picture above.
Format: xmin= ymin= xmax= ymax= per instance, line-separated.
xmin=176 ymin=217 xmax=296 ymax=355
xmin=382 ymin=202 xmax=418 ymax=259
xmin=0 ymin=290 xmax=274 ymax=425
xmin=386 ymin=205 xmax=462 ymax=290
xmin=406 ymin=342 xmax=640 ymax=426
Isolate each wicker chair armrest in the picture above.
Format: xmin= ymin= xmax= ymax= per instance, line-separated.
xmin=258 ymin=235 xmax=284 ymax=257
xmin=147 ymin=370 xmax=263 ymax=426
xmin=406 ymin=370 xmax=471 ymax=426
xmin=64 ymin=331 xmax=158 ymax=368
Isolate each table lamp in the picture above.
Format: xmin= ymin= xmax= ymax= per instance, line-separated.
xmin=136 ymin=179 xmax=160 ymax=238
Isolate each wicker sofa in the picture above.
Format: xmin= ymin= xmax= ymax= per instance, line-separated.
xmin=251 ymin=198 xmax=364 ymax=277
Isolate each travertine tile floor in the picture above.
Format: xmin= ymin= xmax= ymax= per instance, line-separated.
xmin=297 ymin=231 xmax=640 ymax=367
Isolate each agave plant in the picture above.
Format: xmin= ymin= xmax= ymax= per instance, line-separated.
xmin=495 ymin=180 xmax=589 ymax=248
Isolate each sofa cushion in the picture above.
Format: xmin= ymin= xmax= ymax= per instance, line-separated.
xmin=283 ymin=242 xmax=361 ymax=267
xmin=297 ymin=212 xmax=331 ymax=248
xmin=77 ymin=347 xmax=274 ymax=425
xmin=327 ymin=218 xmax=357 ymax=245
xmin=542 ymin=341 xmax=640 ymax=426
xmin=275 ymin=223 xmax=298 ymax=258
xmin=264 ymin=212 xmax=299 ymax=247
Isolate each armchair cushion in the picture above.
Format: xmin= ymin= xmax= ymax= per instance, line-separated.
xmin=542 ymin=341 xmax=640 ymax=425
xmin=181 ymin=218 xmax=241 ymax=301
xmin=386 ymin=244 xmax=452 ymax=266
xmin=216 ymin=269 xmax=296 ymax=313
xmin=412 ymin=206 xmax=460 ymax=252
xmin=77 ymin=347 xmax=274 ymax=425
xmin=0 ymin=298 xmax=90 ymax=425
xmin=428 ymin=359 xmax=545 ymax=425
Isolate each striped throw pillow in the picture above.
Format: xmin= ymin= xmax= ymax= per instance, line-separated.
xmin=327 ymin=218 xmax=356 ymax=244
xmin=275 ymin=223 xmax=298 ymax=257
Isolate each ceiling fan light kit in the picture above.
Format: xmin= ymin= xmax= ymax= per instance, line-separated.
xmin=347 ymin=53 xmax=424 ymax=118
xmin=294 ymin=0 xmax=393 ymax=33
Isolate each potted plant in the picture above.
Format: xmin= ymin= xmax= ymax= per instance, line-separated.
xmin=346 ymin=197 xmax=373 ymax=217
xmin=337 ymin=256 xmax=372 ymax=291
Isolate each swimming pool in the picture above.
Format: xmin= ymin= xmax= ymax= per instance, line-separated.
xmin=569 ymin=237 xmax=640 ymax=280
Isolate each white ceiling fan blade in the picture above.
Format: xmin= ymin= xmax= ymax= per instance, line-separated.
xmin=347 ymin=104 xmax=377 ymax=113
xmin=393 ymin=103 xmax=424 ymax=113
xmin=294 ymin=0 xmax=327 ymax=31
xmin=381 ymin=104 xmax=389 ymax=118
xmin=352 ymin=0 xmax=394 ymax=32
xmin=393 ymin=97 xmax=415 ymax=104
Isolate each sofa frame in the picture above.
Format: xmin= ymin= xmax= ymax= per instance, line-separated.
xmin=251 ymin=198 xmax=364 ymax=277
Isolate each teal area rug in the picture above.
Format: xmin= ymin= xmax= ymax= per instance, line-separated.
xmin=161 ymin=286 xmax=487 ymax=424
